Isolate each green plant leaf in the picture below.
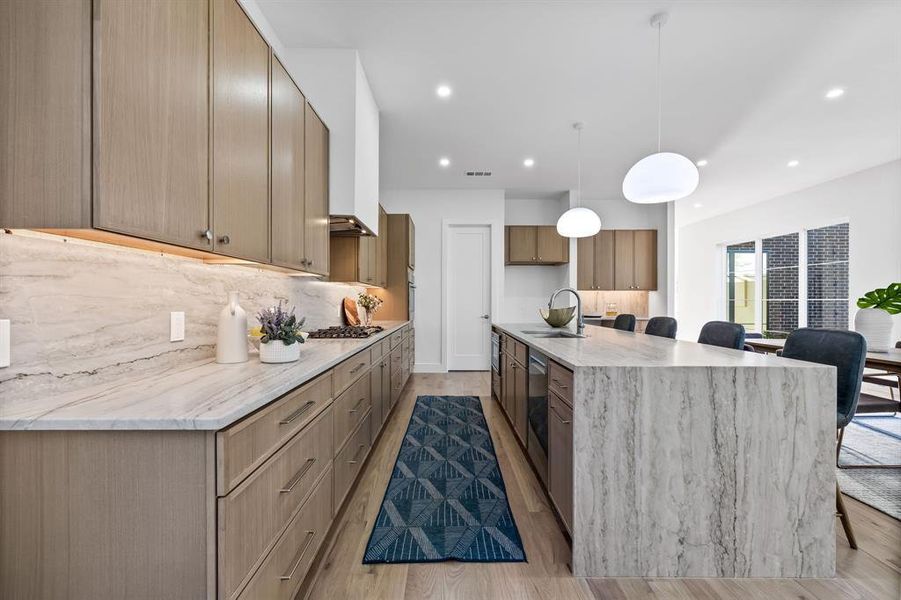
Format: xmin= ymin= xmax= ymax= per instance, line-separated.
xmin=857 ymin=282 xmax=901 ymax=314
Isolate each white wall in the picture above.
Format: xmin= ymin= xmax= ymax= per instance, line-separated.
xmin=503 ymin=197 xmax=570 ymax=321
xmin=675 ymin=160 xmax=901 ymax=341
xmin=379 ymin=190 xmax=506 ymax=372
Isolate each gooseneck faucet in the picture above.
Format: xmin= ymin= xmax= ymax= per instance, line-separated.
xmin=549 ymin=287 xmax=584 ymax=336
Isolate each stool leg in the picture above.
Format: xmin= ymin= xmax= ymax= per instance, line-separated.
xmin=836 ymin=483 xmax=858 ymax=549
xmin=836 ymin=427 xmax=845 ymax=467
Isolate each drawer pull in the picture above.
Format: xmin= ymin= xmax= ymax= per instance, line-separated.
xmin=349 ymin=396 xmax=366 ymax=414
xmin=349 ymin=362 xmax=366 ymax=375
xmin=279 ymin=458 xmax=317 ymax=493
xmin=551 ymin=406 xmax=571 ymax=425
xmin=348 ymin=443 xmax=367 ymax=465
xmin=279 ymin=401 xmax=316 ymax=425
xmin=279 ymin=530 xmax=315 ymax=581
xmin=551 ymin=377 xmax=568 ymax=389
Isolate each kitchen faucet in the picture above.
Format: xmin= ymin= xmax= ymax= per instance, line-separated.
xmin=549 ymin=287 xmax=584 ymax=336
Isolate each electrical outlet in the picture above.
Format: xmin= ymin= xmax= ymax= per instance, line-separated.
xmin=170 ymin=312 xmax=185 ymax=342
xmin=0 ymin=319 xmax=9 ymax=368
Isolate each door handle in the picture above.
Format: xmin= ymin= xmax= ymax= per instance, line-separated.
xmin=480 ymin=315 xmax=490 ymax=319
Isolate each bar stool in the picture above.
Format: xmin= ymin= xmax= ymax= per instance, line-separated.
xmin=698 ymin=321 xmax=745 ymax=350
xmin=612 ymin=314 xmax=636 ymax=332
xmin=645 ymin=316 xmax=677 ymax=339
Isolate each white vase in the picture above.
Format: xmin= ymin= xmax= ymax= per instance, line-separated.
xmin=259 ymin=340 xmax=301 ymax=364
xmin=216 ymin=291 xmax=248 ymax=364
xmin=854 ymin=307 xmax=894 ymax=352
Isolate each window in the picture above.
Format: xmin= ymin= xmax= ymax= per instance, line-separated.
xmin=722 ymin=223 xmax=849 ymax=337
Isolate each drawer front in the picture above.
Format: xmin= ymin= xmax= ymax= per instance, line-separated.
xmin=513 ymin=339 xmax=528 ymax=366
xmin=219 ymin=406 xmax=334 ymax=600
xmin=371 ymin=339 xmax=389 ymax=362
xmin=333 ymin=349 xmax=371 ymax=397
xmin=236 ymin=467 xmax=333 ymax=600
xmin=390 ymin=330 xmax=403 ymax=349
xmin=333 ymin=371 xmax=371 ymax=454
xmin=334 ymin=413 xmax=372 ymax=511
xmin=390 ymin=346 xmax=402 ymax=371
xmin=549 ymin=360 xmax=573 ymax=405
xmin=218 ymin=371 xmax=333 ymax=495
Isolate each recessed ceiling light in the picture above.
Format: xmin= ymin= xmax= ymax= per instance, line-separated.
xmin=436 ymin=85 xmax=452 ymax=98
xmin=695 ymin=159 xmax=708 ymax=167
xmin=825 ymin=87 xmax=845 ymax=99
xmin=523 ymin=158 xmax=535 ymax=168
xmin=439 ymin=157 xmax=450 ymax=167
xmin=787 ymin=159 xmax=799 ymax=168
xmin=693 ymin=202 xmax=703 ymax=208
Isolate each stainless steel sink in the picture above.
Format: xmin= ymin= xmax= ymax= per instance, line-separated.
xmin=521 ymin=330 xmax=586 ymax=339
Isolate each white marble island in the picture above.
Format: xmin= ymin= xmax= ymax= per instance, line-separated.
xmin=494 ymin=323 xmax=836 ymax=579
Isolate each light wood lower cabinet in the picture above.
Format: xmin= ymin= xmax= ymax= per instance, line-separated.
xmin=333 ymin=371 xmax=371 ymax=453
xmin=236 ymin=467 xmax=333 ymax=600
xmin=548 ymin=389 xmax=573 ymax=534
xmin=334 ymin=412 xmax=372 ymax=510
xmin=370 ymin=358 xmax=385 ymax=440
xmin=512 ymin=355 xmax=528 ymax=444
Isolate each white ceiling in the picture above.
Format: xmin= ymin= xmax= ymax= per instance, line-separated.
xmin=257 ymin=0 xmax=901 ymax=225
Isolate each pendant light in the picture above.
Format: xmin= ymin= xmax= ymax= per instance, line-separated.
xmin=557 ymin=122 xmax=602 ymax=238
xmin=622 ymin=12 xmax=699 ymax=204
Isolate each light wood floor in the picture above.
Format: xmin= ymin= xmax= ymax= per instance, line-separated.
xmin=303 ymin=372 xmax=901 ymax=600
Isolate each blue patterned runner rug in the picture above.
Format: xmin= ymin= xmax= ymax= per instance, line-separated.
xmin=363 ymin=395 xmax=526 ymax=564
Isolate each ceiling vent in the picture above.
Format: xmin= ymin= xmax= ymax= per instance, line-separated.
xmin=465 ymin=170 xmax=492 ymax=177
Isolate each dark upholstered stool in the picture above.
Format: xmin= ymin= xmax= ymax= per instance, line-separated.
xmin=698 ymin=321 xmax=745 ymax=350
xmin=612 ymin=314 xmax=636 ymax=332
xmin=645 ymin=316 xmax=677 ymax=339
xmin=782 ymin=328 xmax=867 ymax=549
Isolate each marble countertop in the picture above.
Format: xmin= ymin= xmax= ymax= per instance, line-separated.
xmin=494 ymin=322 xmax=829 ymax=371
xmin=0 ymin=321 xmax=409 ymax=431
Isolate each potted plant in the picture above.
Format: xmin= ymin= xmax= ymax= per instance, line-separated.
xmin=854 ymin=283 xmax=900 ymax=352
xmin=357 ymin=292 xmax=383 ymax=326
xmin=256 ymin=302 xmax=306 ymax=363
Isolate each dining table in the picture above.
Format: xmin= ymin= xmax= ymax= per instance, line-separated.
xmin=744 ymin=338 xmax=901 ymax=374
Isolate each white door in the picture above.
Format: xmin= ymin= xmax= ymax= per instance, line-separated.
xmin=447 ymin=225 xmax=492 ymax=370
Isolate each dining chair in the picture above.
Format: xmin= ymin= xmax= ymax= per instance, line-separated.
xmin=697 ymin=321 xmax=745 ymax=350
xmin=782 ymin=328 xmax=867 ymax=549
xmin=645 ymin=316 xmax=677 ymax=339
xmin=612 ymin=314 xmax=636 ymax=332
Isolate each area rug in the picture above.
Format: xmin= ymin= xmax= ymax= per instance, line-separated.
xmin=837 ymin=415 xmax=901 ymax=520
xmin=363 ymin=395 xmax=526 ymax=564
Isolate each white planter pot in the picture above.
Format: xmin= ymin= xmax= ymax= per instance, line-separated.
xmin=259 ymin=340 xmax=302 ymax=363
xmin=854 ymin=307 xmax=894 ymax=352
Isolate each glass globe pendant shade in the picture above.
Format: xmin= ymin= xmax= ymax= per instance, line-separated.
xmin=556 ymin=207 xmax=602 ymax=238
xmin=622 ymin=151 xmax=699 ymax=204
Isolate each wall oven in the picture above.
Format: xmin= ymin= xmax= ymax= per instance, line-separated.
xmin=527 ymin=350 xmax=548 ymax=486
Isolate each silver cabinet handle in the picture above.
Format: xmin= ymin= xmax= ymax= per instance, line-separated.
xmin=279 ymin=457 xmax=317 ymax=493
xmin=279 ymin=401 xmax=316 ymax=425
xmin=551 ymin=377 xmax=568 ymax=389
xmin=349 ymin=362 xmax=366 ymax=375
xmin=348 ymin=443 xmax=367 ymax=465
xmin=348 ymin=396 xmax=366 ymax=414
xmin=280 ymin=531 xmax=315 ymax=580
xmin=551 ymin=406 xmax=571 ymax=425
xmin=218 ymin=235 xmax=230 ymax=245
xmin=201 ymin=228 xmax=213 ymax=242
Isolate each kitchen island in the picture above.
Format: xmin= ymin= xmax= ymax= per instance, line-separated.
xmin=493 ymin=323 xmax=835 ymax=579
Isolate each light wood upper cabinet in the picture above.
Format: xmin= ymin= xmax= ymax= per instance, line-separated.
xmin=94 ymin=0 xmax=210 ymax=249
xmin=304 ymin=104 xmax=330 ymax=276
xmin=212 ymin=0 xmax=270 ymax=263
xmin=1 ymin=0 xmax=91 ymax=228
xmin=407 ymin=217 xmax=416 ymax=270
xmin=578 ymin=229 xmax=655 ymax=291
xmin=376 ymin=205 xmax=388 ymax=287
xmin=270 ymin=54 xmax=306 ymax=271
xmin=505 ymin=226 xmax=569 ymax=265
xmin=329 ymin=235 xmax=376 ymax=285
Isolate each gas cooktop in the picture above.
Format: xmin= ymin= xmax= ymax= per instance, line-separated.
xmin=306 ymin=325 xmax=384 ymax=339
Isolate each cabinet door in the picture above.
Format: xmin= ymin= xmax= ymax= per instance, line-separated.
xmin=407 ymin=217 xmax=416 ymax=270
xmin=633 ymin=230 xmax=658 ymax=290
xmin=304 ymin=104 xmax=330 ymax=276
xmin=506 ymin=226 xmax=536 ymax=263
xmin=381 ymin=358 xmax=392 ymax=415
xmin=377 ymin=205 xmax=389 ymax=287
xmin=370 ymin=361 xmax=383 ymax=441
xmin=577 ymin=237 xmax=595 ymax=290
xmin=613 ymin=230 xmax=635 ymax=290
xmin=94 ymin=0 xmax=209 ymax=249
xmin=548 ymin=390 xmax=573 ymax=532
xmin=503 ymin=354 xmax=516 ymax=419
xmin=536 ymin=226 xmax=568 ymax=263
xmin=358 ymin=236 xmax=377 ymax=285
xmin=270 ymin=55 xmax=306 ymax=270
xmin=514 ymin=359 xmax=528 ymax=443
xmin=212 ymin=0 xmax=270 ymax=262
xmin=595 ymin=229 xmax=616 ymax=290
xmin=1 ymin=0 xmax=91 ymax=228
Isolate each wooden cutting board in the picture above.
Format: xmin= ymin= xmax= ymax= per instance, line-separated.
xmin=343 ymin=297 xmax=360 ymax=326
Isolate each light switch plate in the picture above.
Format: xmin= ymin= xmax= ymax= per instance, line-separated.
xmin=170 ymin=312 xmax=185 ymax=342
xmin=0 ymin=319 xmax=9 ymax=368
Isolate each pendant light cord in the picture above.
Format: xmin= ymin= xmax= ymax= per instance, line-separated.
xmin=656 ymin=18 xmax=662 ymax=153
xmin=577 ymin=125 xmax=582 ymax=208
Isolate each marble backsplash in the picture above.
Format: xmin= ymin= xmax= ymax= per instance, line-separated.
xmin=0 ymin=230 xmax=363 ymax=398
